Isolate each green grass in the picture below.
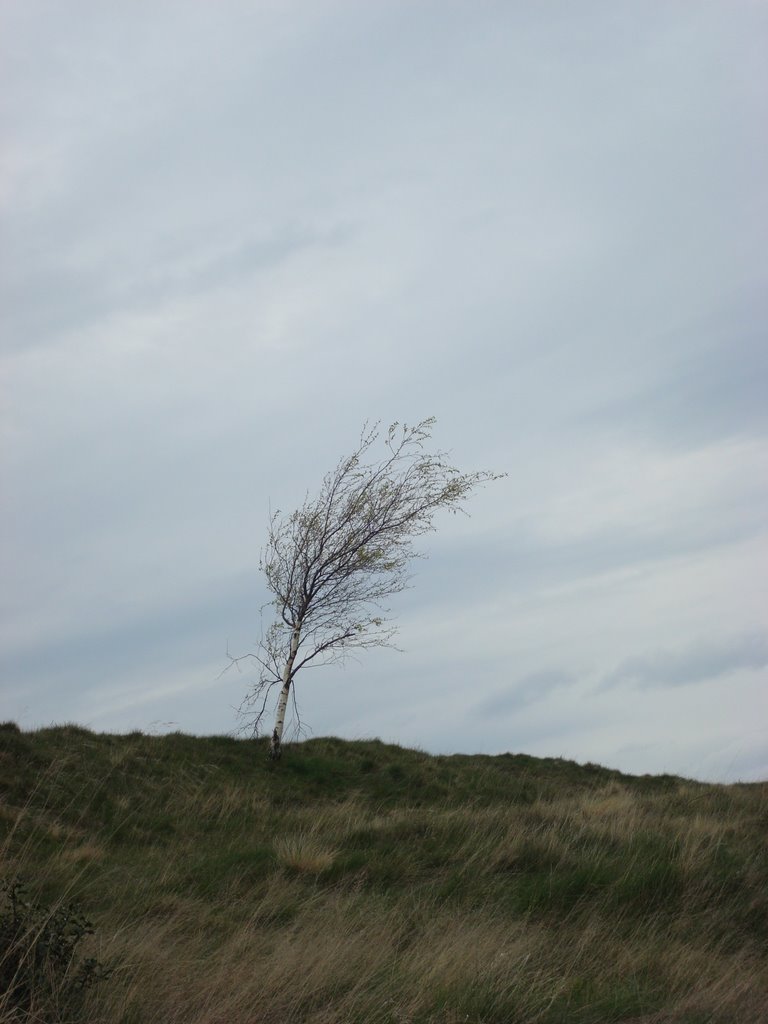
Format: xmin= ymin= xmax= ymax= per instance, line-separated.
xmin=1 ymin=722 xmax=766 ymax=1023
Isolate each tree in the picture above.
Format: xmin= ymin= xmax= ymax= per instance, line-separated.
xmin=238 ymin=417 xmax=503 ymax=759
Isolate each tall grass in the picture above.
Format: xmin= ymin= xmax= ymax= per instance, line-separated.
xmin=1 ymin=724 xmax=766 ymax=1023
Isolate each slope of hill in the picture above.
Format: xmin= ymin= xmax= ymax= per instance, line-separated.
xmin=1 ymin=723 xmax=766 ymax=1023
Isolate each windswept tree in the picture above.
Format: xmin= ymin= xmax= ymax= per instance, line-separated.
xmin=239 ymin=418 xmax=503 ymax=759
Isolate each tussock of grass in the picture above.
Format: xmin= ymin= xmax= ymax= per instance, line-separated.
xmin=1 ymin=726 xmax=766 ymax=1023
xmin=274 ymin=833 xmax=338 ymax=874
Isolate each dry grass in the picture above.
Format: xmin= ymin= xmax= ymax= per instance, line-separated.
xmin=273 ymin=833 xmax=338 ymax=874
xmin=83 ymin=894 xmax=768 ymax=1024
xmin=1 ymin=728 xmax=766 ymax=1024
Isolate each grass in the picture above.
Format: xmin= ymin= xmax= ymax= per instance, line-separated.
xmin=0 ymin=722 xmax=766 ymax=1022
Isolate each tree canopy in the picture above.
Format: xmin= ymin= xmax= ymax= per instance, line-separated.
xmin=238 ymin=417 xmax=503 ymax=758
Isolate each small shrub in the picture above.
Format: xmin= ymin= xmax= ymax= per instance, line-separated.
xmin=0 ymin=877 xmax=112 ymax=1020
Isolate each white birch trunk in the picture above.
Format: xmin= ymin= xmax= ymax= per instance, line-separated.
xmin=270 ymin=628 xmax=301 ymax=759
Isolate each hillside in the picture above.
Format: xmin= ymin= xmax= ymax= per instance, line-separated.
xmin=1 ymin=723 xmax=766 ymax=1023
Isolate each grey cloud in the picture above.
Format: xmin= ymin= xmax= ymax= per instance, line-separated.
xmin=576 ymin=289 xmax=768 ymax=447
xmin=0 ymin=224 xmax=350 ymax=354
xmin=602 ymin=632 xmax=768 ymax=691
xmin=407 ymin=502 xmax=768 ymax=614
xmin=1 ymin=571 xmax=259 ymax=704
xmin=477 ymin=670 xmax=576 ymax=716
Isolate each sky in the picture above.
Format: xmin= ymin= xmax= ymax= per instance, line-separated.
xmin=1 ymin=0 xmax=766 ymax=783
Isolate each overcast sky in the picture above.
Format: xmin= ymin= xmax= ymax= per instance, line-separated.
xmin=2 ymin=1 xmax=766 ymax=782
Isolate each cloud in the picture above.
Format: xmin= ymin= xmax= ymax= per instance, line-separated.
xmin=602 ymin=631 xmax=768 ymax=691
xmin=0 ymin=222 xmax=352 ymax=355
xmin=577 ymin=288 xmax=768 ymax=448
xmin=477 ymin=670 xmax=576 ymax=716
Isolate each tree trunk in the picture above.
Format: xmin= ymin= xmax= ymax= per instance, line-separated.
xmin=270 ymin=628 xmax=301 ymax=760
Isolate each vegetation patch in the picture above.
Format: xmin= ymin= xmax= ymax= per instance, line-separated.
xmin=0 ymin=725 xmax=766 ymax=1023
xmin=0 ymin=878 xmax=112 ymax=1021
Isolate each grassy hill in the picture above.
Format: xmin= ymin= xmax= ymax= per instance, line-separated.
xmin=1 ymin=723 xmax=766 ymax=1023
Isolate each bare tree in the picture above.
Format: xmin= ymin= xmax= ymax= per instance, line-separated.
xmin=238 ymin=417 xmax=503 ymax=759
